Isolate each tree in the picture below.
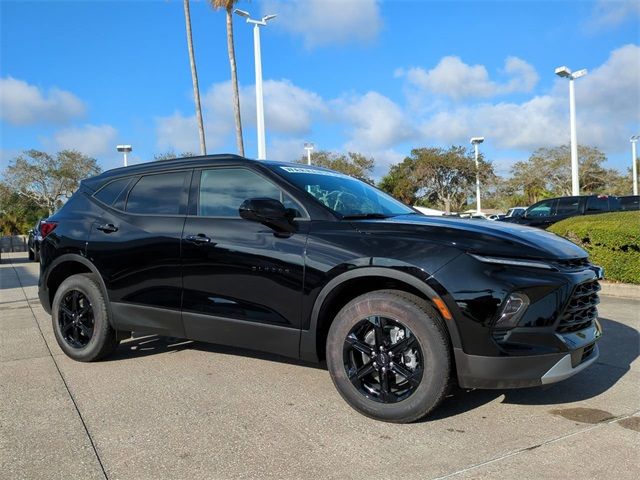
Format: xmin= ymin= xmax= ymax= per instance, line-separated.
xmin=379 ymin=146 xmax=495 ymax=212
xmin=297 ymin=151 xmax=375 ymax=184
xmin=3 ymin=150 xmax=101 ymax=215
xmin=153 ymin=151 xmax=197 ymax=161
xmin=509 ymin=145 xmax=613 ymax=203
xmin=210 ymin=0 xmax=244 ymax=156
xmin=183 ymin=0 xmax=207 ymax=155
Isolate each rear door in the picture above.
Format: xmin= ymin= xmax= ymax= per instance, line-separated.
xmin=181 ymin=166 xmax=308 ymax=357
xmin=87 ymin=169 xmax=191 ymax=336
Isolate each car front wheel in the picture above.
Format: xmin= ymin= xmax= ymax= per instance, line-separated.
xmin=326 ymin=290 xmax=451 ymax=423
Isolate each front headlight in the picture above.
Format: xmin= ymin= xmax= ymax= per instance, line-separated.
xmin=495 ymin=292 xmax=530 ymax=328
xmin=470 ymin=254 xmax=556 ymax=270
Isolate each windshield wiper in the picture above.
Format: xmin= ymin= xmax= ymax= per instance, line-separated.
xmin=340 ymin=213 xmax=391 ymax=220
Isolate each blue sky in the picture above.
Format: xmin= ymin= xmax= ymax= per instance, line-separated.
xmin=1 ymin=0 xmax=639 ymax=179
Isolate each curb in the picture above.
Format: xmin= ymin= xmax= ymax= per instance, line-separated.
xmin=600 ymin=281 xmax=640 ymax=299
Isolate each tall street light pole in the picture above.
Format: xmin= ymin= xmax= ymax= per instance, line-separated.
xmin=116 ymin=145 xmax=132 ymax=167
xmin=555 ymin=66 xmax=588 ymax=196
xmin=234 ymin=9 xmax=276 ymax=160
xmin=304 ymin=142 xmax=314 ymax=165
xmin=631 ymin=135 xmax=639 ymax=195
xmin=470 ymin=137 xmax=484 ymax=214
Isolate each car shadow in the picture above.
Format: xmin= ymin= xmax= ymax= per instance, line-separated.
xmin=110 ymin=317 xmax=636 ymax=419
xmin=112 ymin=333 xmax=325 ymax=370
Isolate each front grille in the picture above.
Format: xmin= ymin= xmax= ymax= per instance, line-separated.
xmin=557 ymin=280 xmax=601 ymax=333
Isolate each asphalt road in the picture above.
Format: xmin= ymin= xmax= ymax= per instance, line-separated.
xmin=1 ymin=252 xmax=638 ymax=480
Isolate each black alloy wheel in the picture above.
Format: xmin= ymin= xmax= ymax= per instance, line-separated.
xmin=58 ymin=290 xmax=95 ymax=348
xmin=344 ymin=316 xmax=423 ymax=403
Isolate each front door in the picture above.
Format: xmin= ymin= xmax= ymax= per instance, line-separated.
xmin=181 ymin=167 xmax=308 ymax=358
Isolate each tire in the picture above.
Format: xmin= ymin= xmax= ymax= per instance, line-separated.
xmin=51 ymin=273 xmax=119 ymax=362
xmin=34 ymin=248 xmax=40 ymax=262
xmin=326 ymin=290 xmax=451 ymax=423
xmin=28 ymin=248 xmax=34 ymax=261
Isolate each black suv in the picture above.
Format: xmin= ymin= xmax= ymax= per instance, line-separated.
xmin=501 ymin=194 xmax=640 ymax=229
xmin=38 ymin=155 xmax=603 ymax=423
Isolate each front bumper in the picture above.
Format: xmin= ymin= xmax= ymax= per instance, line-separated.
xmin=454 ymin=322 xmax=601 ymax=389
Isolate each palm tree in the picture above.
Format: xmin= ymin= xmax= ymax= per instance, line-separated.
xmin=183 ymin=0 xmax=207 ymax=155
xmin=210 ymin=0 xmax=244 ymax=156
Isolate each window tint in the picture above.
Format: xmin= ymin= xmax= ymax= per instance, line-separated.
xmin=586 ymin=196 xmax=609 ymax=213
xmin=619 ymin=196 xmax=640 ymax=211
xmin=94 ymin=177 xmax=132 ymax=206
xmin=526 ymin=199 xmax=556 ymax=218
xmin=556 ymin=197 xmax=581 ymax=216
xmin=199 ymin=168 xmax=301 ymax=217
xmin=126 ymin=171 xmax=188 ymax=215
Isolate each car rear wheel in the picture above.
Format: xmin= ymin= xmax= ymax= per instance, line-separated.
xmin=326 ymin=290 xmax=451 ymax=423
xmin=51 ymin=273 xmax=119 ymax=361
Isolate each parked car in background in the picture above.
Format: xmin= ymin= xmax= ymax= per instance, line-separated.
xmin=500 ymin=195 xmax=640 ymax=229
xmin=38 ymin=155 xmax=603 ymax=423
xmin=505 ymin=207 xmax=527 ymax=218
xmin=27 ymin=219 xmax=45 ymax=261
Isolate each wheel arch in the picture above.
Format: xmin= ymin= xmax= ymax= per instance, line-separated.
xmin=43 ymin=254 xmax=112 ymax=322
xmin=300 ymin=267 xmax=462 ymax=362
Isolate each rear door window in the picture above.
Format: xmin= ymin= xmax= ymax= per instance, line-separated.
xmin=586 ymin=196 xmax=609 ymax=213
xmin=126 ymin=171 xmax=189 ymax=215
xmin=555 ymin=197 xmax=581 ymax=216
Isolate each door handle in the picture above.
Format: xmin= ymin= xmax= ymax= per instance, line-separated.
xmin=97 ymin=223 xmax=118 ymax=233
xmin=185 ymin=234 xmax=212 ymax=244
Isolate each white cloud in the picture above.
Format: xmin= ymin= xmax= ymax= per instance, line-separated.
xmin=418 ymin=44 xmax=639 ymax=154
xmin=399 ymin=55 xmax=539 ymax=100
xmin=588 ymin=0 xmax=640 ymax=30
xmin=156 ymin=79 xmax=327 ymax=154
xmin=53 ymin=124 xmax=118 ymax=157
xmin=0 ymin=77 xmax=86 ymax=125
xmin=337 ymin=91 xmax=417 ymax=150
xmin=260 ymin=0 xmax=382 ymax=48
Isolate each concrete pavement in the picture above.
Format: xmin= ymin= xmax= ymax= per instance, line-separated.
xmin=1 ymin=252 xmax=638 ymax=479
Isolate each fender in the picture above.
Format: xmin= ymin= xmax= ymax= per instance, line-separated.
xmin=299 ymin=266 xmax=463 ymax=362
xmin=40 ymin=253 xmax=113 ymax=325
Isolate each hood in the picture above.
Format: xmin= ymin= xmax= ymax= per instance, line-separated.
xmin=351 ymin=214 xmax=587 ymax=260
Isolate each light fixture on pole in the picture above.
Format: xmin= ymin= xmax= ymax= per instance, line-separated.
xmin=631 ymin=135 xmax=639 ymax=195
xmin=234 ymin=9 xmax=276 ymax=161
xmin=304 ymin=142 xmax=314 ymax=165
xmin=116 ymin=145 xmax=132 ymax=167
xmin=555 ymin=65 xmax=588 ymax=196
xmin=470 ymin=137 xmax=485 ymax=214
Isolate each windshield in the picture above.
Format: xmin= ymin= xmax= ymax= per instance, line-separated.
xmin=273 ymin=165 xmax=415 ymax=217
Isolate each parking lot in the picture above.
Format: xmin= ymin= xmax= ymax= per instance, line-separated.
xmin=1 ymin=251 xmax=638 ymax=480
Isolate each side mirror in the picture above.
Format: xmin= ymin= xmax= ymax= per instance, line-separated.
xmin=239 ymin=198 xmax=295 ymax=234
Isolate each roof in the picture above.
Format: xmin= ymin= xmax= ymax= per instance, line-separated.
xmin=81 ymin=154 xmax=294 ymax=192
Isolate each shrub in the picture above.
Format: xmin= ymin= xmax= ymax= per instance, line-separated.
xmin=548 ymin=211 xmax=640 ymax=284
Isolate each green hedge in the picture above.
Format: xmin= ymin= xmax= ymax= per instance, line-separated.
xmin=548 ymin=211 xmax=640 ymax=284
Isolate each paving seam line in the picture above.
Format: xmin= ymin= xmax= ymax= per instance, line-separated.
xmin=9 ymin=259 xmax=109 ymax=480
xmin=432 ymin=408 xmax=640 ymax=480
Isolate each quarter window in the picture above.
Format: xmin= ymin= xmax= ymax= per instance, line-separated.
xmin=198 ymin=168 xmax=301 ymax=217
xmin=94 ymin=177 xmax=132 ymax=206
xmin=126 ymin=171 xmax=188 ymax=215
